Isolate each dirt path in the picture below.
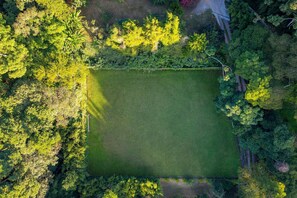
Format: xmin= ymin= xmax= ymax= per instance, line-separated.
xmin=160 ymin=179 xmax=211 ymax=198
xmin=82 ymin=0 xmax=166 ymax=27
xmin=82 ymin=0 xmax=217 ymax=34
xmin=193 ymin=0 xmax=230 ymax=30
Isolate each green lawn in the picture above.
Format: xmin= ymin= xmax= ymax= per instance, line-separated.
xmin=87 ymin=70 xmax=239 ymax=177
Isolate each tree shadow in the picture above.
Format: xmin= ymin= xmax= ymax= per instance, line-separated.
xmin=87 ymin=76 xmax=109 ymax=122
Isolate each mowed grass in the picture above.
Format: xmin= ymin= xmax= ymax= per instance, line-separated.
xmin=87 ymin=70 xmax=239 ymax=177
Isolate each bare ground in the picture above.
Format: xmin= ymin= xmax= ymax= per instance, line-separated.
xmin=81 ymin=0 xmax=217 ymax=33
xmin=82 ymin=0 xmax=166 ymax=27
xmin=160 ymin=178 xmax=212 ymax=198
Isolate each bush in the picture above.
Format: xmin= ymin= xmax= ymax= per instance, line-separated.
xmin=187 ymin=33 xmax=208 ymax=53
xmin=151 ymin=0 xmax=167 ymax=5
xmin=168 ymin=0 xmax=184 ymax=16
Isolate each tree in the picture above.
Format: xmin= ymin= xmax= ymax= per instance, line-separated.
xmin=103 ymin=190 xmax=118 ymax=198
xmin=0 ymin=14 xmax=28 ymax=78
xmin=160 ymin=12 xmax=180 ymax=46
xmin=143 ymin=17 xmax=165 ymax=51
xmin=240 ymin=123 xmax=295 ymax=162
xmin=106 ymin=20 xmax=145 ymax=55
xmin=268 ymin=33 xmax=297 ymax=81
xmin=229 ymin=25 xmax=270 ymax=60
xmin=0 ymin=80 xmax=62 ymax=197
xmin=186 ymin=33 xmax=208 ymax=53
xmin=238 ymin=164 xmax=287 ymax=198
xmin=216 ymin=67 xmax=263 ymax=132
xmin=0 ymin=1 xmax=92 ymax=197
xmin=106 ymin=12 xmax=181 ymax=54
xmin=235 ymin=51 xmax=269 ymax=80
xmin=245 ymin=76 xmax=272 ymax=108
xmin=263 ymin=0 xmax=297 ymax=36
xmin=228 ymin=0 xmax=254 ymax=31
xmin=139 ymin=180 xmax=160 ymax=197
xmin=13 ymin=7 xmax=45 ymax=37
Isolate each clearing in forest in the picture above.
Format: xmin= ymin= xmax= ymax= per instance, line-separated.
xmin=87 ymin=70 xmax=239 ymax=177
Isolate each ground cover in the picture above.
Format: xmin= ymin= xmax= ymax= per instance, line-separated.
xmin=81 ymin=0 xmax=216 ymax=34
xmin=82 ymin=0 xmax=166 ymax=27
xmin=87 ymin=70 xmax=239 ymax=177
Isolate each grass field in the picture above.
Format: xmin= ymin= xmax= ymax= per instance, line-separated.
xmin=87 ymin=70 xmax=239 ymax=177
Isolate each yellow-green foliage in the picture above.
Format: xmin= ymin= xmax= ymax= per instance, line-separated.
xmin=143 ymin=17 xmax=164 ymax=51
xmin=106 ymin=20 xmax=145 ymax=55
xmin=35 ymin=54 xmax=88 ymax=88
xmin=0 ymin=0 xmax=91 ymax=197
xmin=140 ymin=180 xmax=159 ymax=197
xmin=161 ymin=12 xmax=180 ymax=46
xmin=11 ymin=5 xmax=91 ymax=87
xmin=0 ymin=14 xmax=28 ymax=78
xmin=239 ymin=165 xmax=286 ymax=198
xmin=13 ymin=7 xmax=45 ymax=37
xmin=187 ymin=33 xmax=208 ymax=53
xmin=36 ymin=0 xmax=71 ymax=20
xmin=275 ymin=182 xmax=286 ymax=198
xmin=103 ymin=190 xmax=118 ymax=198
xmin=106 ymin=12 xmax=181 ymax=54
xmin=245 ymin=76 xmax=271 ymax=107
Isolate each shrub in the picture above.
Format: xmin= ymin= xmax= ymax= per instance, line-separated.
xmin=151 ymin=0 xmax=167 ymax=5
xmin=187 ymin=33 xmax=208 ymax=53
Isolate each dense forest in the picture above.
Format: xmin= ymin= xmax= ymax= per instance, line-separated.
xmin=218 ymin=0 xmax=297 ymax=197
xmin=0 ymin=0 xmax=296 ymax=197
xmin=0 ymin=0 xmax=161 ymax=197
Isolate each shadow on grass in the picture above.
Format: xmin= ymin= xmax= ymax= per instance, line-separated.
xmin=87 ymin=76 xmax=110 ymax=121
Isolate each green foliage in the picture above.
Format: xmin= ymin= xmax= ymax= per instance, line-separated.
xmin=3 ymin=0 xmax=20 ymax=24
xmin=240 ymin=119 xmax=295 ymax=162
xmin=228 ymin=0 xmax=254 ymax=30
xmin=275 ymin=155 xmax=297 ymax=195
xmin=76 ymin=176 xmax=161 ymax=198
xmin=98 ymin=18 xmax=215 ymax=69
xmin=267 ymin=34 xmax=297 ymax=118
xmin=0 ymin=80 xmax=63 ymax=197
xmin=261 ymin=0 xmax=297 ymax=36
xmin=223 ymin=97 xmax=264 ymax=126
xmin=71 ymin=0 xmax=87 ymax=8
xmin=229 ymin=25 xmax=270 ymax=60
xmin=229 ymin=25 xmax=275 ymax=109
xmin=168 ymin=0 xmax=184 ymax=16
xmin=186 ymin=33 xmax=208 ymax=53
xmin=268 ymin=33 xmax=297 ymax=81
xmin=216 ymin=67 xmax=263 ymax=135
xmin=239 ymin=164 xmax=287 ymax=198
xmin=234 ymin=51 xmax=269 ymax=80
xmin=226 ymin=1 xmax=297 ymax=196
xmin=0 ymin=14 xmax=28 ymax=78
xmin=267 ymin=15 xmax=284 ymax=26
xmin=0 ymin=0 xmax=93 ymax=197
xmin=0 ymin=0 xmax=163 ymax=197
xmin=11 ymin=7 xmax=90 ymax=86
xmin=139 ymin=180 xmax=160 ymax=197
xmin=13 ymin=6 xmax=45 ymax=37
xmin=103 ymin=190 xmax=118 ymax=198
xmin=94 ymin=44 xmax=213 ymax=69
xmin=245 ymin=76 xmax=272 ymax=107
xmin=151 ymin=0 xmax=166 ymax=5
xmin=260 ymin=85 xmax=286 ymax=110
xmin=106 ymin=12 xmax=180 ymax=54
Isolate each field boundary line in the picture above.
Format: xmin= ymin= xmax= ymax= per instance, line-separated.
xmin=93 ymin=67 xmax=221 ymax=71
